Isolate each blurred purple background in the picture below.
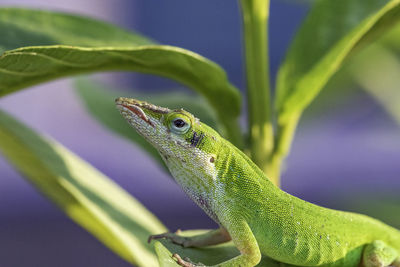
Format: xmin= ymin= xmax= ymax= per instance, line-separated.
xmin=0 ymin=1 xmax=399 ymax=266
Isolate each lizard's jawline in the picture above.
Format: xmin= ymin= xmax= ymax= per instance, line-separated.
xmin=117 ymin=104 xmax=154 ymax=127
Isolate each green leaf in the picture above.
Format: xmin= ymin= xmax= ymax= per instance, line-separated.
xmin=0 ymin=7 xmax=152 ymax=53
xmin=381 ymin=21 xmax=400 ymax=50
xmin=153 ymin=230 xmax=291 ymax=267
xmin=75 ymin=78 xmax=218 ymax=170
xmin=0 ymin=46 xmax=240 ymax=127
xmin=0 ymin=109 xmax=167 ymax=267
xmin=154 ymin=242 xmax=181 ymax=267
xmin=0 ymin=8 xmax=242 ymax=146
xmin=350 ymin=45 xmax=400 ymax=125
xmin=275 ymin=0 xmax=400 ymax=123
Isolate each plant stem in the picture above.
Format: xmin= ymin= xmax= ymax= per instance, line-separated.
xmin=267 ymin=112 xmax=300 ymax=186
xmin=224 ymin=116 xmax=245 ymax=150
xmin=240 ymin=0 xmax=274 ymax=179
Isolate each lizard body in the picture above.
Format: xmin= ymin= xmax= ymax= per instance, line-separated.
xmin=116 ymin=97 xmax=400 ymax=267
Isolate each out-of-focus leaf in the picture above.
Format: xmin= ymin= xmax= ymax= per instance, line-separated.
xmin=0 ymin=109 xmax=167 ymax=267
xmin=381 ymin=21 xmax=400 ymax=50
xmin=275 ymin=0 xmax=400 ymax=123
xmin=0 ymin=8 xmax=241 ymax=145
xmin=154 ymin=242 xmax=181 ymax=267
xmin=338 ymin=194 xmax=400 ymax=229
xmin=75 ymin=78 xmax=163 ymax=169
xmin=350 ymin=45 xmax=400 ymax=125
xmin=75 ymin=78 xmax=218 ymax=169
xmin=153 ymin=230 xmax=289 ymax=267
xmin=0 ymin=7 xmax=152 ymax=53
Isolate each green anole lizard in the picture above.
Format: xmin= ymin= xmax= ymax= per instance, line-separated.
xmin=116 ymin=97 xmax=400 ymax=267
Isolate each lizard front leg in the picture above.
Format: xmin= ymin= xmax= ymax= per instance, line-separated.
xmin=148 ymin=227 xmax=231 ymax=247
xmin=172 ymin=218 xmax=261 ymax=267
xmin=362 ymin=240 xmax=400 ymax=267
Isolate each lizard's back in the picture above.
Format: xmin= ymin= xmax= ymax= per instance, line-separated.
xmin=216 ymin=140 xmax=400 ymax=266
xmin=252 ymin=191 xmax=400 ymax=266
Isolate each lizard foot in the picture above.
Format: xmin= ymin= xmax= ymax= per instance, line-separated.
xmin=148 ymin=231 xmax=191 ymax=247
xmin=363 ymin=241 xmax=399 ymax=267
xmin=388 ymin=258 xmax=400 ymax=267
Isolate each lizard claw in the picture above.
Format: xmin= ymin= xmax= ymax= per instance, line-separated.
xmin=173 ymin=253 xmax=197 ymax=267
xmin=148 ymin=233 xmax=170 ymax=243
xmin=148 ymin=232 xmax=190 ymax=247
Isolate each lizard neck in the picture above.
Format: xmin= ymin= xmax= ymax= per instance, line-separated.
xmin=159 ymin=146 xmax=221 ymax=224
xmin=212 ymin=138 xmax=282 ymax=220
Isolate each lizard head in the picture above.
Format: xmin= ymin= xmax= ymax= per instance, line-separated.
xmin=116 ymin=97 xmax=239 ymax=223
xmin=115 ymin=97 xmax=220 ymax=183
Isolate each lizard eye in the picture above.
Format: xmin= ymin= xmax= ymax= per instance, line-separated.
xmin=173 ymin=119 xmax=186 ymax=128
xmin=171 ymin=117 xmax=190 ymax=134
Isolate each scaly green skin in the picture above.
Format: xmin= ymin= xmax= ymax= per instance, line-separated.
xmin=116 ymin=97 xmax=400 ymax=267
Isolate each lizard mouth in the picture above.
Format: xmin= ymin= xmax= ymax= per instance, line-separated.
xmin=115 ymin=98 xmax=154 ymax=127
